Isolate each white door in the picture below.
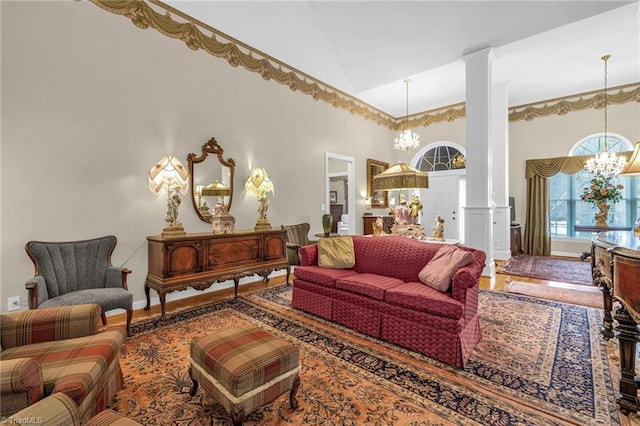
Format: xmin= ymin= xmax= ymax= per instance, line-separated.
xmin=420 ymin=171 xmax=463 ymax=241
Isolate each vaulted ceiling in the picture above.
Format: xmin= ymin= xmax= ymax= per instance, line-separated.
xmin=164 ymin=1 xmax=639 ymax=117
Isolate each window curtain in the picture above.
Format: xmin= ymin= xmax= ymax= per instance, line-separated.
xmin=523 ymin=152 xmax=631 ymax=256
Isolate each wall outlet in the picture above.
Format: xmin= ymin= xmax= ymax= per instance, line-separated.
xmin=8 ymin=296 xmax=21 ymax=311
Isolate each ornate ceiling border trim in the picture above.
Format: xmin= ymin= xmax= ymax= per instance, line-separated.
xmin=90 ymin=0 xmax=470 ymax=130
xmin=91 ymin=1 xmax=638 ymax=129
xmin=509 ymin=82 xmax=640 ymax=122
xmin=91 ymin=0 xmax=398 ymax=127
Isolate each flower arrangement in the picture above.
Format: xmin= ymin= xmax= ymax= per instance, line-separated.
xmin=580 ymin=174 xmax=624 ymax=206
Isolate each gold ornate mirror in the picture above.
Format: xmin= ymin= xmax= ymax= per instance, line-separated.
xmin=187 ymin=137 xmax=236 ymax=223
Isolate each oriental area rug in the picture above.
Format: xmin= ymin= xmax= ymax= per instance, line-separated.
xmin=497 ymin=255 xmax=592 ymax=285
xmin=110 ymin=285 xmax=625 ymax=425
xmin=505 ymin=280 xmax=603 ymax=309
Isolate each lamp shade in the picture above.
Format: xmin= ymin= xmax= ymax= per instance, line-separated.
xmin=148 ymin=155 xmax=189 ymax=195
xmin=244 ymin=166 xmax=275 ymax=195
xmin=201 ymin=181 xmax=231 ymax=197
xmin=618 ymin=142 xmax=640 ymax=176
xmin=372 ymin=162 xmax=428 ymax=190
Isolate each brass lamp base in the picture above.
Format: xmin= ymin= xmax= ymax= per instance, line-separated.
xmin=254 ymin=218 xmax=272 ymax=231
xmin=162 ymin=223 xmax=186 ymax=238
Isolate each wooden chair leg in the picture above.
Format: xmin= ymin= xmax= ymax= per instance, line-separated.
xmin=231 ymin=405 xmax=245 ymax=426
xmin=188 ymin=367 xmax=199 ymax=397
xmin=290 ymin=375 xmax=300 ymax=409
xmin=125 ymin=308 xmax=133 ymax=337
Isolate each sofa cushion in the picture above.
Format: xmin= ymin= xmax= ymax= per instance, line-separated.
xmin=418 ymin=245 xmax=475 ymax=292
xmin=336 ymin=273 xmax=405 ymax=301
xmin=294 ymin=266 xmax=358 ymax=288
xmin=38 ymin=288 xmax=133 ymax=313
xmin=385 ymin=281 xmax=464 ymax=320
xmin=318 ymin=236 xmax=355 ymax=269
xmin=350 ymin=235 xmax=439 ymax=282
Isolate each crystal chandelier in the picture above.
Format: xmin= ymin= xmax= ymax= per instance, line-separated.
xmin=585 ymin=54 xmax=627 ymax=177
xmin=394 ymin=79 xmax=420 ymax=151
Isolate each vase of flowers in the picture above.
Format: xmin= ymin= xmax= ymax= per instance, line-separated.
xmin=580 ymin=174 xmax=624 ymax=227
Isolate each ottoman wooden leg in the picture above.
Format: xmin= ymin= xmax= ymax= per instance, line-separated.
xmin=188 ymin=366 xmax=199 ymax=397
xmin=231 ymin=405 xmax=245 ymax=426
xmin=290 ymin=374 xmax=300 ymax=409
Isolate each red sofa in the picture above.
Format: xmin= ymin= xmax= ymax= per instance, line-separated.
xmin=292 ymin=235 xmax=486 ymax=368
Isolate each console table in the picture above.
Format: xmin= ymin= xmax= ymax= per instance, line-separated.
xmin=145 ymin=229 xmax=290 ymax=318
xmin=591 ymin=231 xmax=640 ymax=414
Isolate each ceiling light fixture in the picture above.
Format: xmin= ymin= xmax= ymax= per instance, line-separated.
xmin=394 ymin=79 xmax=420 ymax=151
xmin=584 ymin=54 xmax=627 ymax=177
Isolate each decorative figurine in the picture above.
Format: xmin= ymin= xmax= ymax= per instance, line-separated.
xmin=394 ymin=194 xmax=411 ymax=225
xmin=372 ymin=216 xmax=384 ymax=236
xmin=431 ymin=215 xmax=445 ymax=241
xmin=408 ymin=194 xmax=423 ymax=225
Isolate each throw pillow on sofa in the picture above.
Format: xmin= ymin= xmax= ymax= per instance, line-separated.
xmin=318 ymin=236 xmax=355 ymax=269
xmin=418 ymin=245 xmax=474 ymax=291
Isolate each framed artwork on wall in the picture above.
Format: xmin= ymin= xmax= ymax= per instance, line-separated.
xmin=366 ymin=158 xmax=389 ymax=209
xmin=329 ymin=191 xmax=337 ymax=204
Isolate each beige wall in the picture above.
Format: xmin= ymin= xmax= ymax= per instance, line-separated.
xmin=0 ymin=1 xmax=394 ymax=312
xmin=1 ymin=2 xmax=638 ymax=313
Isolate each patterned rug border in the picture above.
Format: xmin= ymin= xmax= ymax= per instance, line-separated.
xmin=497 ymin=255 xmax=592 ymax=286
xmin=128 ymin=286 xmax=620 ymax=426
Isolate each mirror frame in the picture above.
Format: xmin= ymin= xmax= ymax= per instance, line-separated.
xmin=187 ymin=137 xmax=236 ymax=223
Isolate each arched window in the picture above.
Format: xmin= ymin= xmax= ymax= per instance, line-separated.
xmin=415 ymin=145 xmax=465 ymax=172
xmin=549 ymin=134 xmax=638 ymax=238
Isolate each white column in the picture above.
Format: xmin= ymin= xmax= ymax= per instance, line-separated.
xmin=463 ymin=48 xmax=495 ymax=277
xmin=492 ymin=81 xmax=511 ymax=260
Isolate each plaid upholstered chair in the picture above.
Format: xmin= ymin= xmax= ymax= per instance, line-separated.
xmin=281 ymin=223 xmax=317 ymax=266
xmin=0 ymin=304 xmax=126 ymax=422
xmin=0 ymin=390 xmax=142 ymax=426
xmin=25 ymin=235 xmax=133 ymax=336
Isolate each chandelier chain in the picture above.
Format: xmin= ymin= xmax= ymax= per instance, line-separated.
xmin=603 ymin=54 xmax=609 ymax=150
xmin=393 ymin=78 xmax=420 ymax=151
xmin=405 ymin=79 xmax=409 ymax=121
xmin=584 ymin=54 xmax=626 ymax=178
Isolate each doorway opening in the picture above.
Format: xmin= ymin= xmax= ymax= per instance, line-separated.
xmin=410 ymin=142 xmax=466 ymax=241
xmin=325 ymin=153 xmax=355 ymax=234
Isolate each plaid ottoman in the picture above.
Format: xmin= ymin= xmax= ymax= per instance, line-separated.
xmin=189 ymin=323 xmax=300 ymax=425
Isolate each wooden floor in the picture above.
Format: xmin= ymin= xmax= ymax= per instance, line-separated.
xmin=107 ymin=258 xmax=587 ymax=328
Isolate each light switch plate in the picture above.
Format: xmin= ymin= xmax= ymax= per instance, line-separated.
xmin=8 ymin=296 xmax=20 ymax=311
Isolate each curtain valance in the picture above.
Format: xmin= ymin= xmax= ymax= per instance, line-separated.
xmin=525 ymin=151 xmax=632 ymax=179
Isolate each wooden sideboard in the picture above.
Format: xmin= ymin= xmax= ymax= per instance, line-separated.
xmin=591 ymin=231 xmax=640 ymax=414
xmin=363 ymin=215 xmax=394 ymax=235
xmin=145 ymin=229 xmax=290 ymax=318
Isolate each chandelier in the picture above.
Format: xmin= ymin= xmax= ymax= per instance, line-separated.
xmin=394 ymin=79 xmax=420 ymax=151
xmin=584 ymin=54 xmax=627 ymax=177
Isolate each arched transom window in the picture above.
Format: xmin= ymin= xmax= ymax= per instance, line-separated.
xmin=415 ymin=145 xmax=466 ymax=172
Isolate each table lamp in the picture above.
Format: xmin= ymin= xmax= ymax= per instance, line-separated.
xmin=149 ymin=155 xmax=189 ymax=237
xmin=245 ymin=166 xmax=274 ymax=231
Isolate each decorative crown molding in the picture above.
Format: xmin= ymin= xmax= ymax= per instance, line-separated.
xmin=92 ymin=1 xmax=638 ymax=129
xmin=509 ymin=83 xmax=640 ymax=122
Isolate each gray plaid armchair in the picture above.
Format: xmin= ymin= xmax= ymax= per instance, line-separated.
xmin=24 ymin=235 xmax=133 ymax=336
